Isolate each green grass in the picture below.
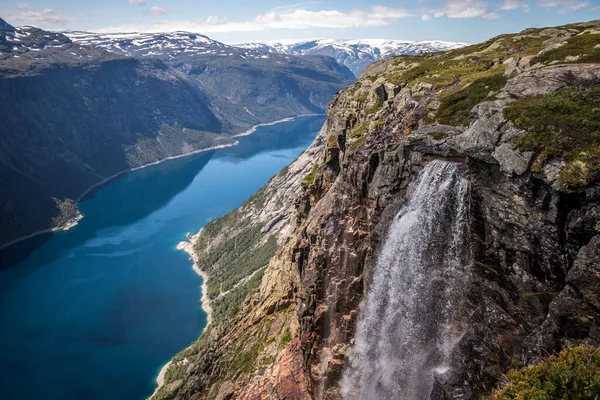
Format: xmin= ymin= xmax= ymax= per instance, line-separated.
xmin=493 ymin=345 xmax=600 ymax=399
xmin=429 ymin=131 xmax=448 ymax=140
xmin=349 ymin=134 xmax=368 ymax=151
xmin=350 ymin=121 xmax=370 ymax=138
xmin=327 ymin=135 xmax=338 ymax=148
xmin=434 ymin=74 xmax=508 ymax=126
xmin=535 ymin=32 xmax=600 ymax=65
xmin=365 ymin=97 xmax=384 ymax=115
xmin=504 ymin=86 xmax=600 ymax=188
xmin=302 ymin=163 xmax=321 ymax=185
xmin=279 ymin=328 xmax=292 ymax=348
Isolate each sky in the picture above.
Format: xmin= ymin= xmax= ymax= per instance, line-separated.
xmin=0 ymin=0 xmax=598 ymax=43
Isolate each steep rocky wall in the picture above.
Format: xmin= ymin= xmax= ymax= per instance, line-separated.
xmin=155 ymin=21 xmax=600 ymax=400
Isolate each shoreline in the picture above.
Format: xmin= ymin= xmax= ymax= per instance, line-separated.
xmin=0 ymin=114 xmax=323 ymax=252
xmin=0 ymin=141 xmax=237 ymax=252
xmin=176 ymin=231 xmax=213 ymax=331
xmin=147 ymin=116 xmax=327 ymax=397
xmin=146 ymin=232 xmax=209 ymax=398
xmin=233 ymin=113 xmax=324 ymax=138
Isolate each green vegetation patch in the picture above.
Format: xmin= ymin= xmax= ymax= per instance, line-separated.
xmin=327 ymin=135 xmax=338 ymax=148
xmin=535 ymin=32 xmax=600 ymax=64
xmin=349 ymin=134 xmax=368 ymax=151
xmin=279 ymin=328 xmax=292 ymax=348
xmin=429 ymin=131 xmax=448 ymax=140
xmin=51 ymin=197 xmax=78 ymax=228
xmin=434 ymin=74 xmax=508 ymax=126
xmin=302 ymin=163 xmax=321 ymax=185
xmin=197 ymin=220 xmax=276 ymax=300
xmin=504 ymin=86 xmax=600 ymax=188
xmin=350 ymin=121 xmax=370 ymax=138
xmin=493 ymin=345 xmax=600 ymax=400
xmin=365 ymin=97 xmax=384 ymax=115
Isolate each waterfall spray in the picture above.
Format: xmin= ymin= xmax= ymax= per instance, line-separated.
xmin=341 ymin=160 xmax=471 ymax=400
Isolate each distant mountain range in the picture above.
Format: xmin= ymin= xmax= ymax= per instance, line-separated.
xmin=237 ymin=39 xmax=468 ymax=77
xmin=63 ymin=32 xmax=467 ymax=78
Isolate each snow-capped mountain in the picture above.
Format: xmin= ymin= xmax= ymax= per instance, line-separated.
xmin=65 ymin=31 xmax=281 ymax=61
xmin=238 ymin=39 xmax=469 ymax=77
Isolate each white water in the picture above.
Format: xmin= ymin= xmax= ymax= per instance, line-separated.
xmin=341 ymin=160 xmax=471 ymax=400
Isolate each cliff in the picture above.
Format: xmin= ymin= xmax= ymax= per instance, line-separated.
xmin=153 ymin=20 xmax=600 ymax=399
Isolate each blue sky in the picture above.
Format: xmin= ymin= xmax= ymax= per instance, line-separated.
xmin=0 ymin=0 xmax=598 ymax=43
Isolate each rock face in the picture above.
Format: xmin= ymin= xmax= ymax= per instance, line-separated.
xmin=153 ymin=21 xmax=600 ymax=400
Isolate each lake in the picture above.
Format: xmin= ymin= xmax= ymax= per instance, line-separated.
xmin=0 ymin=115 xmax=324 ymax=400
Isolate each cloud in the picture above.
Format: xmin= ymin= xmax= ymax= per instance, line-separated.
xmin=499 ymin=0 xmax=530 ymax=11
xmin=565 ymin=1 xmax=588 ymax=10
xmin=128 ymin=0 xmax=146 ymax=5
xmin=484 ymin=11 xmax=501 ymax=18
xmin=421 ymin=13 xmax=433 ymax=20
xmin=426 ymin=0 xmax=508 ymax=19
xmin=97 ymin=5 xmax=414 ymax=33
xmin=537 ymin=0 xmax=584 ymax=7
xmin=0 ymin=3 xmax=74 ymax=26
xmin=148 ymin=6 xmax=168 ymax=15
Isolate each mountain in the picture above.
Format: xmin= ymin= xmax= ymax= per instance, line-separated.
xmin=65 ymin=31 xmax=355 ymax=132
xmin=0 ymin=19 xmax=352 ymax=247
xmin=237 ymin=38 xmax=468 ymax=77
xmin=150 ymin=20 xmax=600 ymax=400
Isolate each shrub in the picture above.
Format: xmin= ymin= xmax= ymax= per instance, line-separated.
xmin=493 ymin=345 xmax=600 ymax=400
xmin=434 ymin=73 xmax=507 ymax=126
xmin=504 ymin=86 xmax=600 ymax=188
xmin=535 ymin=32 xmax=600 ymax=65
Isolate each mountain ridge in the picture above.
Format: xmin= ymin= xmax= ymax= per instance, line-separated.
xmin=237 ymin=38 xmax=468 ymax=77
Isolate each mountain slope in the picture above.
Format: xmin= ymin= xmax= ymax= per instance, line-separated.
xmin=0 ymin=20 xmax=232 ymax=248
xmin=66 ymin=31 xmax=355 ymax=132
xmin=151 ymin=20 xmax=600 ymax=400
xmin=237 ymin=38 xmax=468 ymax=77
xmin=0 ymin=20 xmax=352 ymax=248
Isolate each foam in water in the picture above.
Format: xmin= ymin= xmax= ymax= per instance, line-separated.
xmin=341 ymin=160 xmax=471 ymax=400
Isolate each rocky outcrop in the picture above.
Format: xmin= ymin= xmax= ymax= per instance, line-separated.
xmin=154 ymin=20 xmax=600 ymax=400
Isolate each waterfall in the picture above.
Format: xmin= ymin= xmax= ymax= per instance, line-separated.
xmin=341 ymin=160 xmax=471 ymax=400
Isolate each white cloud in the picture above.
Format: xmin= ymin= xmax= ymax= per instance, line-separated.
xmin=97 ymin=5 xmax=414 ymax=33
xmin=565 ymin=1 xmax=588 ymax=10
xmin=0 ymin=3 xmax=74 ymax=26
xmin=499 ymin=0 xmax=530 ymax=11
xmin=128 ymin=0 xmax=146 ymax=5
xmin=538 ymin=0 xmax=583 ymax=6
xmin=148 ymin=6 xmax=168 ymax=15
xmin=422 ymin=13 xmax=433 ymax=20
xmin=484 ymin=11 xmax=501 ymax=18
xmin=432 ymin=0 xmax=493 ymax=19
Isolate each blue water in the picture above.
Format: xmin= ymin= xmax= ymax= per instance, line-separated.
xmin=0 ymin=115 xmax=324 ymax=400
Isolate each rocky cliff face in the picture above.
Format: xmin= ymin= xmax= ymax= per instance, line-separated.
xmin=154 ymin=21 xmax=600 ymax=399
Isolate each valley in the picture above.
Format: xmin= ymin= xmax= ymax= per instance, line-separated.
xmin=1 ymin=4 xmax=599 ymax=399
